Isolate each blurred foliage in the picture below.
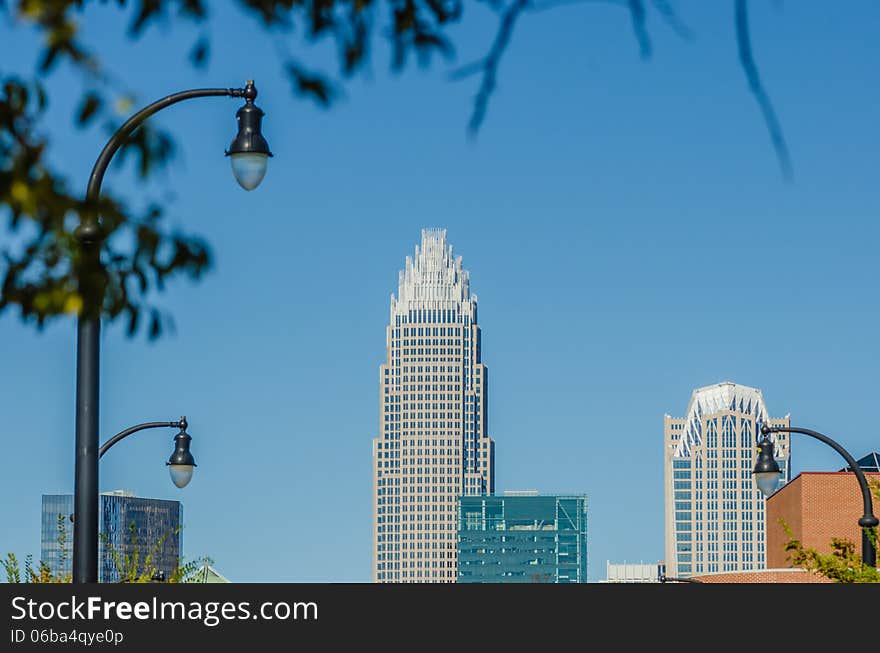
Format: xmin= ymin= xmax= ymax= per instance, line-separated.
xmin=0 ymin=1 xmax=791 ymax=338
xmin=2 ymin=514 xmax=207 ymax=583
xmin=181 ymin=555 xmax=217 ymax=583
xmin=779 ymin=479 xmax=880 ymax=583
xmin=102 ymin=522 xmax=202 ymax=583
xmin=3 ymin=513 xmax=71 ymax=582
xmin=2 ymin=552 xmax=72 ymax=583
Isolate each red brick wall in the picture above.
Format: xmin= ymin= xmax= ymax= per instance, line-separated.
xmin=692 ymin=569 xmax=831 ymax=583
xmin=766 ymin=472 xmax=879 ymax=569
xmin=766 ymin=474 xmax=804 ymax=569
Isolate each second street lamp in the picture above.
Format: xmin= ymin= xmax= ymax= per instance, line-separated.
xmin=98 ymin=417 xmax=197 ymax=489
xmin=167 ymin=424 xmax=197 ymax=489
xmin=753 ymin=424 xmax=879 ymax=567
xmin=73 ymin=80 xmax=270 ymax=584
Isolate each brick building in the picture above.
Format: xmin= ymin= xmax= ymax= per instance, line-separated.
xmin=765 ymin=471 xmax=880 ymax=569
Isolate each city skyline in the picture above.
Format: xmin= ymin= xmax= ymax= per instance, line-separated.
xmin=2 ymin=3 xmax=879 ymax=582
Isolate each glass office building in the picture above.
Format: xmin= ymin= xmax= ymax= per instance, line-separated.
xmin=457 ymin=493 xmax=588 ymax=583
xmin=41 ymin=491 xmax=182 ymax=582
xmin=840 ymin=452 xmax=880 ymax=473
xmin=373 ymin=229 xmax=495 ymax=583
xmin=664 ymin=382 xmax=790 ymax=578
xmin=40 ymin=494 xmax=76 ymax=580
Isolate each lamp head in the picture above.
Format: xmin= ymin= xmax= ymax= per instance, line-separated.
xmin=226 ymin=80 xmax=272 ymax=190
xmin=167 ymin=417 xmax=197 ymax=488
xmin=753 ymin=435 xmax=782 ymax=497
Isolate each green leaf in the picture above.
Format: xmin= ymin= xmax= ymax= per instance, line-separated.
xmin=76 ymin=92 xmax=102 ymax=126
xmin=189 ymin=35 xmax=209 ymax=68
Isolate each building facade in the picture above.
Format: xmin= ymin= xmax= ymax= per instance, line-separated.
xmin=457 ymin=492 xmax=587 ymax=583
xmin=603 ymin=561 xmax=665 ymax=583
xmin=765 ymin=471 xmax=880 ymax=569
xmin=664 ymin=382 xmax=791 ymax=578
xmin=41 ymin=491 xmax=182 ymax=583
xmin=373 ymin=229 xmax=495 ymax=583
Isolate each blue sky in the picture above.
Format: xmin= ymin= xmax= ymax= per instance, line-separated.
xmin=1 ymin=1 xmax=878 ymax=582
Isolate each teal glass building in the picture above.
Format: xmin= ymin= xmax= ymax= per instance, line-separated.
xmin=41 ymin=491 xmax=182 ymax=582
xmin=457 ymin=493 xmax=588 ymax=583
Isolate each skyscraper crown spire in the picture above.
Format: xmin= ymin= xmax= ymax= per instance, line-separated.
xmin=390 ymin=228 xmax=476 ymax=321
xmin=676 ymin=381 xmax=771 ymax=457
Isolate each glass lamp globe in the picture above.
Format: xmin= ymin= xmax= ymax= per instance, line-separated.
xmin=754 ymin=471 xmax=782 ymax=497
xmin=230 ymin=152 xmax=269 ymax=191
xmin=169 ymin=464 xmax=195 ymax=489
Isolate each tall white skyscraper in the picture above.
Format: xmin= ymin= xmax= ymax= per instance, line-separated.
xmin=664 ymin=382 xmax=791 ymax=578
xmin=373 ymin=229 xmax=495 ymax=583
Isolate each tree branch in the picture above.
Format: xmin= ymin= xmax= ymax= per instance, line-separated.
xmin=462 ymin=0 xmax=530 ymax=135
xmin=650 ymin=0 xmax=693 ymax=40
xmin=734 ymin=0 xmax=792 ymax=180
xmin=628 ymin=0 xmax=651 ymax=58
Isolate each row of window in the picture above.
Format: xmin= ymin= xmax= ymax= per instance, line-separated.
xmin=401 ymin=369 xmax=461 ymax=383
xmin=378 ymin=450 xmax=461 ymax=458
xmin=386 ymin=516 xmax=456 ymax=524
xmin=391 ymin=358 xmax=468 ymax=366
xmin=396 ymin=327 xmax=468 ymax=337
xmin=380 ymin=438 xmax=473 ymax=447
xmin=396 ymin=385 xmax=480 ymax=393
xmin=393 ymin=347 xmax=469 ymax=356
xmin=377 ymin=533 xmax=456 ymax=544
xmin=377 ymin=552 xmax=453 ymax=562
xmin=385 ymin=398 xmax=471 ymax=407
xmin=394 ymin=338 xmax=464 ymax=346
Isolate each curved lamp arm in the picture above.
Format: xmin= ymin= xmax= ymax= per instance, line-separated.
xmin=99 ymin=417 xmax=187 ymax=459
xmin=761 ymin=424 xmax=878 ymax=527
xmin=79 ymin=83 xmax=257 ymax=243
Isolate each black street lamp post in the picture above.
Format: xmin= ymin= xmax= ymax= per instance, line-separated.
xmin=753 ymin=424 xmax=879 ymax=568
xmin=73 ymin=81 xmax=271 ymax=584
xmin=73 ymin=418 xmax=195 ymax=583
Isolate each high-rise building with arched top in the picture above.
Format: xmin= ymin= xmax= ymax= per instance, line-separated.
xmin=664 ymin=382 xmax=791 ymax=578
xmin=373 ymin=229 xmax=495 ymax=583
